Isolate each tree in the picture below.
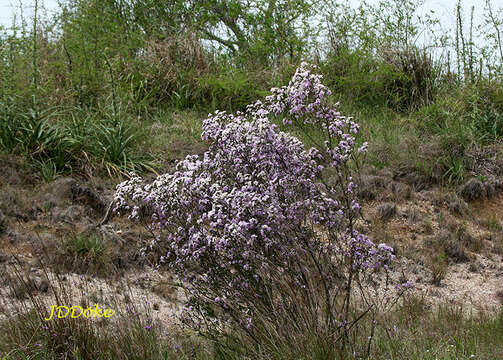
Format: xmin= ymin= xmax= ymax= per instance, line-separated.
xmin=135 ymin=0 xmax=319 ymax=65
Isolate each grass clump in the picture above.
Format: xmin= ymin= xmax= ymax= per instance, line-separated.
xmin=370 ymin=301 xmax=503 ymax=360
xmin=66 ymin=232 xmax=108 ymax=256
xmin=0 ymin=267 xmax=208 ymax=360
xmin=55 ymin=231 xmax=116 ymax=277
xmin=0 ymin=102 xmax=154 ymax=178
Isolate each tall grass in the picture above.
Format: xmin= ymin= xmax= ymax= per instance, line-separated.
xmin=0 ymin=257 xmax=208 ymax=360
xmin=1 ymin=256 xmax=502 ymax=359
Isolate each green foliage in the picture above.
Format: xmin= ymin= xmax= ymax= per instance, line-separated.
xmin=321 ymin=47 xmax=388 ymax=107
xmin=93 ymin=119 xmax=153 ymax=177
xmin=174 ymin=0 xmax=317 ymax=65
xmin=35 ymin=159 xmax=60 ymax=183
xmin=199 ymin=69 xmax=269 ymax=111
xmin=0 ymin=105 xmax=76 ymax=173
xmin=67 ymin=232 xmax=109 ymax=256
xmin=464 ymin=82 xmax=503 ymax=141
xmin=0 ymin=99 xmax=151 ymax=178
xmin=370 ymin=305 xmax=503 ymax=359
xmin=0 ymin=97 xmax=22 ymax=150
xmin=17 ymin=110 xmax=67 ymax=164
xmin=1 ymin=0 xmax=503 ymax=184
xmin=57 ymin=0 xmax=144 ymax=107
xmin=443 ymin=157 xmax=466 ymax=185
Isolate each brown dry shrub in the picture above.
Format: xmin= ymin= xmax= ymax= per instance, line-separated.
xmin=143 ymin=32 xmax=209 ymax=83
xmin=389 ymin=181 xmax=412 ymax=201
xmin=459 ymin=178 xmax=486 ymax=202
xmin=436 ymin=229 xmax=469 ymax=263
xmin=496 ymin=290 xmax=503 ymax=304
xmin=152 ymin=277 xmax=178 ymax=302
xmin=376 ymin=202 xmax=397 ymax=220
xmin=442 ymin=238 xmax=469 ymax=263
xmin=0 ymin=186 xmax=36 ymax=222
xmin=444 ymin=193 xmax=469 ymax=216
xmin=454 ymin=222 xmax=483 ymax=253
xmin=405 ymin=205 xmax=423 ymax=225
xmin=492 ymin=234 xmax=503 ymax=255
xmin=430 ymin=253 xmax=448 ymax=286
xmin=358 ymin=175 xmax=388 ymax=200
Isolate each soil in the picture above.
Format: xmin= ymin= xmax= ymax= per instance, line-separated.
xmin=1 ymin=155 xmax=503 ymax=329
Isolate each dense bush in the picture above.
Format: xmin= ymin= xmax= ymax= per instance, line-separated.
xmin=321 ymin=45 xmax=440 ymax=112
xmin=114 ymin=63 xmax=411 ymax=357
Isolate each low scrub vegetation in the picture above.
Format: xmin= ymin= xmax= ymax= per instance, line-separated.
xmin=113 ymin=63 xmax=408 ymax=358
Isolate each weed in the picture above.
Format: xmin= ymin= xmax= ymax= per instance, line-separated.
xmin=92 ymin=120 xmax=153 ymax=177
xmin=430 ymin=253 xmax=448 ymax=286
xmin=56 ymin=231 xmax=116 ymax=277
xmin=443 ymin=156 xmax=466 ymax=185
xmin=35 ymin=159 xmax=60 ymax=183
xmin=67 ymin=232 xmax=108 ymax=256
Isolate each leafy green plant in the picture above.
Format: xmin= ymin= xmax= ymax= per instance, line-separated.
xmin=35 ymin=159 xmax=60 ymax=183
xmin=67 ymin=232 xmax=108 ymax=256
xmin=15 ymin=108 xmax=67 ymax=162
xmin=443 ymin=157 xmax=465 ymax=185
xmin=0 ymin=116 xmax=19 ymax=151
xmin=92 ymin=119 xmax=153 ymax=176
xmin=200 ymin=69 xmax=269 ymax=112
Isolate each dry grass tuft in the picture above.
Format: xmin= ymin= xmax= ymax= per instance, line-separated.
xmin=459 ymin=178 xmax=486 ymax=202
xmin=444 ymin=193 xmax=469 ymax=216
xmin=376 ymin=202 xmax=397 ymax=220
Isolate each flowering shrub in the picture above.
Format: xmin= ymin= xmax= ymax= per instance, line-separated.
xmin=114 ymin=62 xmax=410 ymax=356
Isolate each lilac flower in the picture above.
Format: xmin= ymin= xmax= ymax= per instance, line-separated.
xmin=395 ymin=281 xmax=415 ymax=290
xmin=113 ymin=62 xmax=401 ymax=337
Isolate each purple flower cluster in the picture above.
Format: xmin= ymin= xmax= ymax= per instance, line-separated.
xmin=114 ymin=110 xmax=343 ymax=293
xmin=345 ymin=231 xmax=395 ymax=270
xmin=395 ymin=281 xmax=414 ymax=290
xmin=113 ymin=63 xmax=402 ymax=333
xmin=247 ymin=62 xmax=368 ymax=167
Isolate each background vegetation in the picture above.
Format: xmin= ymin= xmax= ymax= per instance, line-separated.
xmin=1 ymin=0 xmax=502 ymax=183
xmin=1 ymin=0 xmax=503 ymax=358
